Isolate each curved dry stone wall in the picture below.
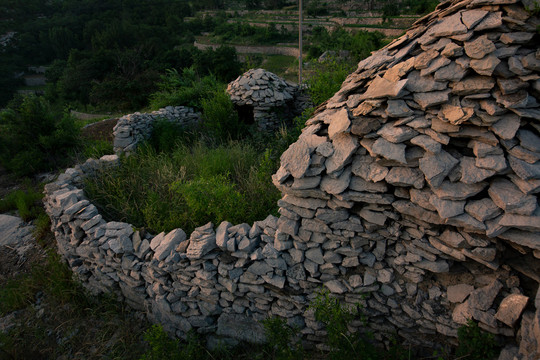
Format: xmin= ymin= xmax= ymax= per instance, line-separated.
xmin=113 ymin=106 xmax=201 ymax=153
xmin=46 ymin=0 xmax=540 ymax=358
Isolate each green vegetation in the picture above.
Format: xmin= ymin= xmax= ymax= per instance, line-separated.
xmin=260 ymin=317 xmax=303 ymax=360
xmin=0 ymin=95 xmax=80 ymax=176
xmin=456 ymin=319 xmax=499 ymax=360
xmin=306 ymin=59 xmax=355 ymax=106
xmin=84 ymin=136 xmax=281 ymax=234
xmin=305 ymin=27 xmax=385 ymax=61
xmin=0 ymin=187 xmax=43 ymax=222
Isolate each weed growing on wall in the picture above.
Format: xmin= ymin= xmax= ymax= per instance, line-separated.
xmin=456 ymin=319 xmax=499 ymax=360
xmin=309 ymin=288 xmax=379 ymax=360
xmin=260 ymin=317 xmax=303 ymax=360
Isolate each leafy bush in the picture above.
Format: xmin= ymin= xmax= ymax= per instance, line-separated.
xmin=148 ymin=67 xmax=221 ymax=110
xmin=306 ymin=27 xmax=385 ymax=62
xmin=306 ymin=59 xmax=354 ymax=106
xmin=0 ymin=95 xmax=80 ymax=176
xmin=456 ymin=320 xmax=498 ymax=360
xmin=0 ymin=187 xmax=44 ymax=222
xmin=83 ymin=139 xmax=114 ymax=159
xmin=85 ymin=139 xmax=280 ymax=235
xmin=309 ymin=288 xmax=377 ymax=360
xmin=261 ymin=317 xmax=303 ymax=360
xmin=201 ymin=88 xmax=246 ymax=141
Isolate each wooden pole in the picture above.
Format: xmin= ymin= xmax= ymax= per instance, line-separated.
xmin=299 ymin=0 xmax=302 ymax=86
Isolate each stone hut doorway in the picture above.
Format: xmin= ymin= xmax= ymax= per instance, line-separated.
xmin=235 ymin=105 xmax=255 ymax=125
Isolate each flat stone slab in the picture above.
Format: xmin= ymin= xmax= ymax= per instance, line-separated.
xmin=0 ymin=215 xmax=33 ymax=246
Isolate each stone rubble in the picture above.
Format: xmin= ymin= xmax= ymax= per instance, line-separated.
xmin=45 ymin=0 xmax=539 ymax=358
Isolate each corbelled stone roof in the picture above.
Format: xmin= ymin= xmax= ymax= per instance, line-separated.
xmin=227 ymin=68 xmax=296 ymax=107
xmin=274 ymin=0 xmax=539 ymax=350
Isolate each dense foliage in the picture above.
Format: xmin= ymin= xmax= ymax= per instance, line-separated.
xmin=0 ymin=95 xmax=80 ymax=176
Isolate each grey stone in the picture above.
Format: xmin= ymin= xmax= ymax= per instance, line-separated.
xmin=372 ymin=138 xmax=407 ymax=164
xmin=327 ymin=107 xmax=351 ymax=139
xmin=419 ymin=150 xmax=459 ymax=187
xmin=432 ymin=181 xmax=486 ymax=201
xmin=470 ymin=55 xmax=501 ymax=76
xmin=325 ymin=280 xmax=347 ymax=294
xmin=452 ymin=76 xmax=495 ymax=95
xmin=413 ymin=90 xmax=451 ymax=109
xmin=377 ymin=123 xmax=418 ymax=143
xmin=500 ymin=32 xmax=534 ymax=45
xmin=217 ymin=313 xmax=266 ymax=344
xmin=465 ymin=198 xmax=502 ymax=222
xmin=464 ymin=35 xmax=496 ymax=59
xmin=476 ymin=155 xmax=507 ymax=172
xmin=154 ymin=229 xmax=186 ymax=261
xmin=349 ymin=176 xmax=388 ymax=193
xmin=429 ymin=196 xmax=465 ymax=219
xmin=461 ymin=9 xmax=489 ymax=30
xmin=468 ymin=279 xmax=503 ymax=311
xmin=508 ymin=155 xmax=540 ymax=180
xmin=216 ymin=221 xmax=232 ymax=250
xmin=360 ymin=76 xmax=408 ymax=100
xmin=306 ymin=247 xmax=324 ymax=265
xmin=518 ymin=130 xmax=540 ymax=153
xmin=474 ymin=11 xmax=503 ymax=31
xmin=385 ymin=167 xmax=425 ymax=189
xmin=491 ymin=114 xmax=521 ymax=140
xmin=326 ymin=133 xmax=358 ymax=175
xmin=460 ymin=157 xmax=496 ymax=184
xmin=447 ymin=284 xmax=475 ymax=303
xmin=320 ymin=168 xmax=351 ymax=195
xmin=407 ymin=71 xmax=447 ymax=92
xmin=498 ymin=213 xmax=540 ymax=232
xmin=488 ymin=178 xmax=537 ymax=215
xmin=280 ymin=140 xmax=311 ymax=178
xmin=386 ymin=100 xmax=414 ymax=117
xmin=415 ymin=260 xmax=449 ymax=273
xmin=431 ymin=12 xmax=468 ymax=37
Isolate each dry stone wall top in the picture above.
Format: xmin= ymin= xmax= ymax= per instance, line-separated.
xmin=46 ymin=0 xmax=540 ymax=358
xmin=113 ymin=106 xmax=201 ymax=154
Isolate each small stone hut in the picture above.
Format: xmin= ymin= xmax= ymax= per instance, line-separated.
xmin=227 ymin=68 xmax=300 ymax=131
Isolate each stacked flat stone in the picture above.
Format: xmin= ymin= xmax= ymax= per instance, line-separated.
xmin=113 ymin=106 xmax=201 ymax=154
xmin=227 ymin=68 xmax=298 ymax=131
xmin=44 ymin=1 xmax=540 ymax=358
xmin=273 ymin=0 xmax=539 ymax=356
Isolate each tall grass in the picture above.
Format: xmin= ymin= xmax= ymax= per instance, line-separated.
xmin=85 ymin=139 xmax=281 ymax=235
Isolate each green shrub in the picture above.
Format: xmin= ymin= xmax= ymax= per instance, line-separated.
xmin=456 ymin=320 xmax=498 ymax=360
xmin=306 ymin=59 xmax=354 ymax=106
xmin=85 ymin=140 xmax=280 ymax=235
xmin=83 ymin=139 xmax=114 ymax=159
xmin=140 ymin=325 xmax=207 ymax=360
xmin=0 ymin=188 xmax=43 ymax=222
xmin=173 ymin=174 xmax=247 ymax=229
xmin=261 ymin=317 xmax=303 ymax=360
xmin=201 ymin=89 xmax=246 ymax=141
xmin=148 ymin=68 xmax=221 ymax=110
xmin=309 ymin=288 xmax=377 ymax=360
xmin=0 ymin=94 xmax=80 ymax=176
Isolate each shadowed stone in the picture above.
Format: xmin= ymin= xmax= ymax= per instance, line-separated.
xmin=326 ymin=133 xmax=358 ymax=175
xmin=496 ymin=294 xmax=528 ymax=327
xmin=464 ymin=35 xmax=496 ymax=59
xmin=372 ymin=138 xmax=407 ymax=164
xmin=419 ymin=150 xmax=459 ymax=187
xmin=488 ymin=178 xmax=537 ymax=215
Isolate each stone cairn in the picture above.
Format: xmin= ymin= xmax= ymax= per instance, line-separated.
xmin=227 ymin=68 xmax=309 ymax=131
xmin=113 ymin=106 xmax=201 ymax=154
xmin=44 ymin=0 xmax=539 ymax=358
